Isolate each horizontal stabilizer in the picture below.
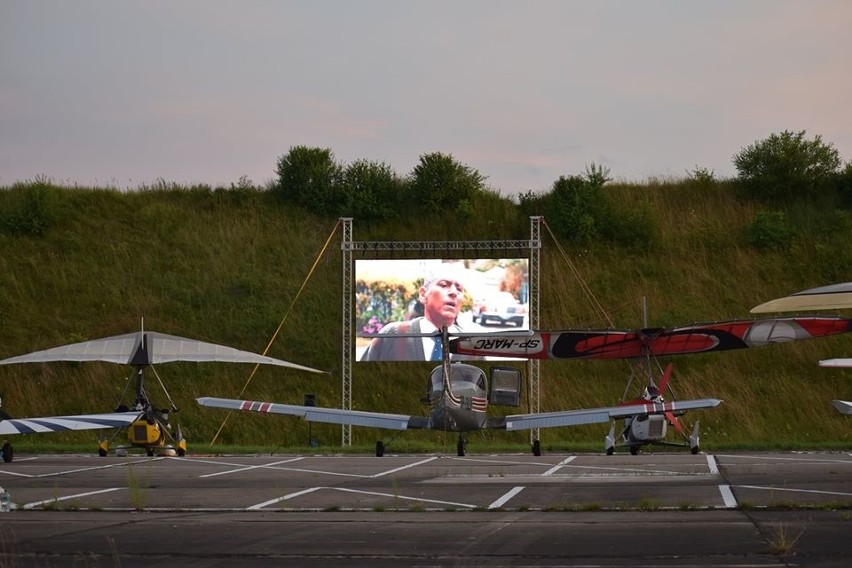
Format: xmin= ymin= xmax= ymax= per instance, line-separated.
xmin=819 ymin=358 xmax=852 ymax=368
xmin=832 ymin=400 xmax=852 ymax=415
xmin=0 ymin=411 xmax=141 ymax=435
xmin=196 ymin=397 xmax=425 ymax=430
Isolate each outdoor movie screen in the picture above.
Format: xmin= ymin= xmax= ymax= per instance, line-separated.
xmin=355 ymin=258 xmax=529 ymax=362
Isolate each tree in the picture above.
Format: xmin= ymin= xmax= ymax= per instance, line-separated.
xmin=275 ymin=146 xmax=343 ymax=214
xmin=341 ymin=159 xmax=404 ymax=221
xmin=733 ymin=130 xmax=842 ymax=201
xmin=408 ymin=152 xmax=486 ymax=213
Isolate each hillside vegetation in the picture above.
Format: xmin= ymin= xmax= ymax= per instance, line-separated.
xmin=1 ymin=173 xmax=851 ymax=453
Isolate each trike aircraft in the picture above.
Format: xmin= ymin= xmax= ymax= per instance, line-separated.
xmin=0 ymin=321 xmax=325 ymax=461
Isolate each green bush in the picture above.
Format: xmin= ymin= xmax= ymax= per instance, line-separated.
xmin=746 ymin=210 xmax=794 ymax=251
xmin=733 ymin=130 xmax=842 ymax=201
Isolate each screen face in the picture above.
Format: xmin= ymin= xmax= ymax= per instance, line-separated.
xmin=355 ymin=258 xmax=529 ymax=362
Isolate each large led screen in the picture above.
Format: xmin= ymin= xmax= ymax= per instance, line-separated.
xmin=356 ymin=258 xmax=529 ymax=362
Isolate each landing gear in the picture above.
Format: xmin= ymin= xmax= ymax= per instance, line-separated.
xmin=376 ymin=441 xmax=385 ymax=457
xmin=1 ymin=442 xmax=13 ymax=463
xmin=629 ymin=445 xmax=639 ymax=456
xmin=531 ymin=439 xmax=541 ymax=456
xmin=456 ymin=436 xmax=466 ymax=457
xmin=689 ymin=421 xmax=701 ymax=455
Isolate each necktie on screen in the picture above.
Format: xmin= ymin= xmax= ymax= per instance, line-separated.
xmin=430 ymin=336 xmax=442 ymax=361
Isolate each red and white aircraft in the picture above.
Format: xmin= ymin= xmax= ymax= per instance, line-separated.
xmin=451 ymin=315 xmax=852 ymax=453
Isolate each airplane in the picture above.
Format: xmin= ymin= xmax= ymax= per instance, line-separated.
xmin=450 ymin=315 xmax=852 ymax=454
xmin=0 ymin=321 xmax=325 ymax=461
xmin=198 ymin=314 xmax=850 ymax=457
xmin=198 ymin=324 xmax=721 ymax=457
xmin=751 ymin=283 xmax=852 ymax=415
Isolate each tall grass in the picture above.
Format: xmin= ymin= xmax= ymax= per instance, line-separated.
xmin=0 ymin=180 xmax=851 ymax=451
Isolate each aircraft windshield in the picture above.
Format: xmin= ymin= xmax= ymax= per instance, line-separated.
xmin=430 ymin=364 xmax=486 ymax=391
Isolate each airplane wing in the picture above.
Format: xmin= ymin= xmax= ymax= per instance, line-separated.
xmin=832 ymin=400 xmax=852 ymax=415
xmin=487 ymin=398 xmax=722 ymax=431
xmin=0 ymin=411 xmax=141 ymax=435
xmin=450 ymin=316 xmax=852 ymax=360
xmin=751 ymin=282 xmax=852 ymax=313
xmin=0 ymin=331 xmax=326 ymax=374
xmin=196 ymin=397 xmax=430 ymax=430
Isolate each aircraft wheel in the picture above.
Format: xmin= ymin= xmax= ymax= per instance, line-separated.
xmin=457 ymin=437 xmax=466 ymax=457
xmin=146 ymin=447 xmax=155 ymax=457
xmin=2 ymin=442 xmax=13 ymax=463
xmin=98 ymin=448 xmax=108 ymax=457
xmin=532 ymin=439 xmax=541 ymax=456
xmin=177 ymin=447 xmax=186 ymax=457
xmin=606 ymin=447 xmax=614 ymax=456
xmin=691 ymin=446 xmax=699 ymax=455
xmin=629 ymin=446 xmax=639 ymax=456
xmin=375 ymin=441 xmax=384 ymax=457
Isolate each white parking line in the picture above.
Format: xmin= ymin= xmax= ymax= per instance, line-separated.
xmin=734 ymin=484 xmax=852 ymax=498
xmin=370 ymin=456 xmax=437 ymax=478
xmin=489 ymin=486 xmax=525 ymax=509
xmin=247 ymin=485 xmax=477 ymax=510
xmin=23 ymin=488 xmax=123 ymax=510
xmin=718 ymin=484 xmax=738 ymax=508
xmin=332 ymin=487 xmax=476 ymax=509
xmin=247 ymin=486 xmax=322 ymax=510
xmin=706 ymin=454 xmax=720 ymax=475
xmin=542 ymin=456 xmax=576 ymax=476
xmin=200 ymin=457 xmax=305 ymax=478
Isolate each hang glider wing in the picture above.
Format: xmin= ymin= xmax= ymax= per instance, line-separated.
xmin=450 ymin=316 xmax=852 ymax=360
xmin=196 ymin=397 xmax=430 ymax=430
xmin=832 ymin=400 xmax=852 ymax=415
xmin=486 ymin=398 xmax=722 ymax=431
xmin=0 ymin=411 xmax=141 ymax=435
xmin=0 ymin=331 xmax=326 ymax=374
xmin=751 ymin=282 xmax=852 ymax=313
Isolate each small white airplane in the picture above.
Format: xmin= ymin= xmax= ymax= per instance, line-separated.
xmin=0 ymin=321 xmax=325 ymax=461
xmin=198 ymin=326 xmax=721 ymax=457
xmin=752 ymin=283 xmax=852 ymax=415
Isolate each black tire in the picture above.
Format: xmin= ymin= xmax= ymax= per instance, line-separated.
xmin=2 ymin=442 xmax=13 ymax=463
xmin=629 ymin=446 xmax=639 ymax=456
xmin=177 ymin=447 xmax=186 ymax=457
xmin=457 ymin=438 xmax=466 ymax=457
xmin=98 ymin=448 xmax=108 ymax=457
xmin=532 ymin=439 xmax=541 ymax=456
xmin=606 ymin=447 xmax=614 ymax=456
xmin=691 ymin=446 xmax=699 ymax=455
xmin=375 ymin=441 xmax=384 ymax=457
xmin=146 ymin=447 xmax=155 ymax=457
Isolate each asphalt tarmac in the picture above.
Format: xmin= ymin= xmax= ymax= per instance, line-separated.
xmin=0 ymin=451 xmax=850 ymax=567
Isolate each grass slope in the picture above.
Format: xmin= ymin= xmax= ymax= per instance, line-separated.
xmin=1 ymin=181 xmax=851 ymax=453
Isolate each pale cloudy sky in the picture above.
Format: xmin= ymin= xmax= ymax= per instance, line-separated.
xmin=2 ymin=1 xmax=850 ymax=196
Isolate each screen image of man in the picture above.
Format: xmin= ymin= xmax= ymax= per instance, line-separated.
xmin=360 ymin=264 xmax=466 ymax=361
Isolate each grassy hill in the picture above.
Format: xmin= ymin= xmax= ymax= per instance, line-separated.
xmin=1 ymin=179 xmax=851 ymax=453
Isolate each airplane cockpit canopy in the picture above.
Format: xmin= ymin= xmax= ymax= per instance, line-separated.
xmin=430 ymin=363 xmax=486 ymax=392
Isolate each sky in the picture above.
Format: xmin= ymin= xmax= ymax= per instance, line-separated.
xmin=2 ymin=1 xmax=851 ymax=197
